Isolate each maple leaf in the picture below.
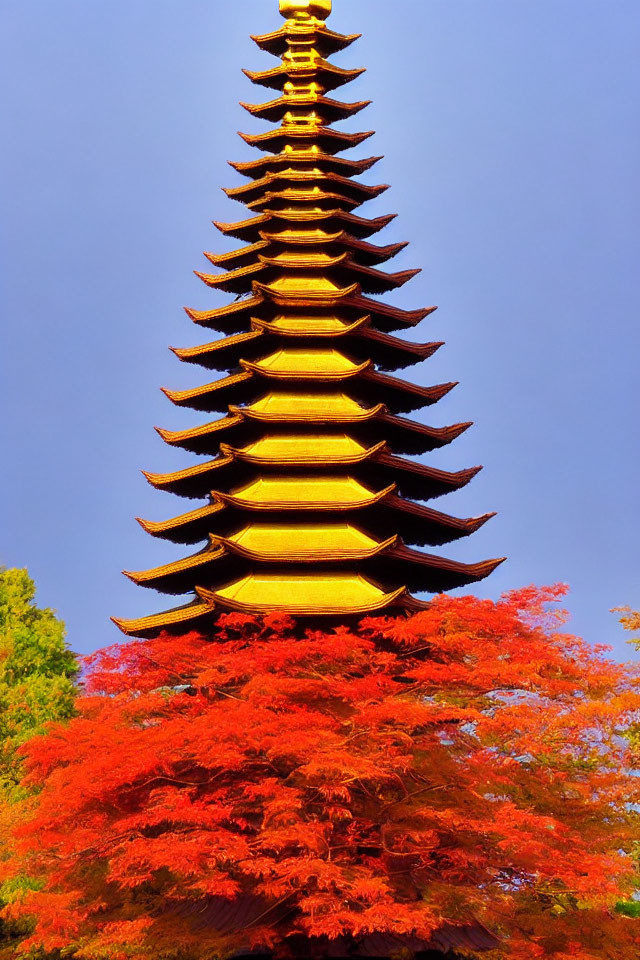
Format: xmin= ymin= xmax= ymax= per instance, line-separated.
xmin=3 ymin=592 xmax=640 ymax=960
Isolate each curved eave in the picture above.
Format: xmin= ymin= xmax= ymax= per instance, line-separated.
xmin=196 ymin=581 xmax=407 ymax=617
xmin=239 ymin=126 xmax=375 ymax=156
xmin=349 ymin=296 xmax=436 ymax=333
xmin=162 ymin=366 xmax=428 ymax=415
xmin=374 ymin=453 xmax=482 ymax=500
xmin=265 ymin=208 xmax=397 ymax=239
xmin=241 ymin=356 xmax=371 ymax=381
xmin=112 ymin=600 xmax=214 ymax=639
xmin=374 ymin=414 xmax=473 ymax=454
xmin=220 ymin=439 xmax=387 ymax=468
xmin=155 ymin=419 xmax=251 ymax=460
xmin=186 ymin=286 xmax=432 ymax=335
xmin=214 ymin=209 xmax=396 ymax=242
xmin=205 ymin=240 xmax=269 ymax=269
xmin=162 ymin=371 xmax=254 ymax=413
xmin=184 ymin=295 xmax=265 ymax=334
xmin=195 ymin=259 xmax=419 ymax=297
xmin=359 ymin=330 xmax=444 ymax=371
xmin=229 ymin=153 xmax=383 ymax=181
xmin=252 ymin=278 xmax=362 ymax=303
xmin=138 ymin=498 xmax=495 ymax=550
xmin=213 ymin=481 xmax=396 ymax=513
xmin=257 ymin=230 xmax=408 ymax=265
xmin=123 ymin=545 xmax=228 ymax=593
xmin=240 ymin=95 xmax=370 ymax=124
xmin=137 ymin=503 xmax=227 ymax=544
xmin=247 ymin=190 xmax=362 ymax=214
xmin=215 ymin=533 xmax=398 ymax=565
xmin=370 ymin=547 xmax=507 ymax=593
xmin=225 ymin=171 xmax=388 ymax=205
xmin=143 ymin=453 xmax=248 ymax=496
xmin=377 ymin=495 xmax=496 ymax=547
xmin=171 ymin=330 xmax=265 ymax=370
xmin=250 ymin=26 xmax=361 ymax=57
xmin=361 ymin=371 xmax=457 ymax=412
xmin=144 ymin=454 xmax=238 ymax=493
xmin=242 ymin=63 xmax=366 ymax=93
xmin=252 ymin=315 xmax=370 ymax=337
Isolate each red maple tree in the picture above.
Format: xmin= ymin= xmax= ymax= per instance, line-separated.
xmin=3 ymin=587 xmax=640 ymax=960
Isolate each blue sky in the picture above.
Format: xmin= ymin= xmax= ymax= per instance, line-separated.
xmin=1 ymin=0 xmax=638 ymax=657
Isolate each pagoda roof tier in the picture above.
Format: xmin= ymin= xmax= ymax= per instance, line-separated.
xmin=123 ymin=544 xmax=232 ymax=595
xmin=247 ymin=190 xmax=368 ymax=214
xmin=171 ymin=325 xmax=441 ymax=372
xmin=154 ymin=416 xmax=252 ymax=461
xmin=225 ymin=171 xmax=388 ymax=205
xmin=358 ymin=414 xmax=472 ymax=455
xmin=184 ymin=293 xmax=432 ymax=336
xmin=155 ymin=404 xmax=468 ymax=461
xmin=124 ymin=538 xmax=503 ymax=599
xmin=215 ymin=475 xmax=396 ymax=512
xmin=371 ymin=495 xmax=495 ymax=548
xmin=137 ymin=502 xmax=228 ymax=544
xmin=196 ymin=257 xmax=419 ymax=296
xmin=112 ymin=599 xmax=215 ymax=640
xmin=138 ymin=492 xmax=494 ymax=549
xmin=155 ymin=402 xmax=469 ymax=460
xmin=197 ymin=576 xmax=407 ymax=616
xmin=229 ymin=153 xmax=382 ymax=180
xmin=241 ymin=346 xmax=371 ymax=377
xmin=213 ymin=209 xmax=396 ymax=242
xmin=240 ymin=95 xmax=370 ymax=124
xmin=206 ymin=235 xmax=407 ymax=271
xmin=145 ymin=443 xmax=479 ymax=504
xmin=242 ymin=61 xmax=365 ymax=93
xmin=143 ymin=454 xmax=246 ymax=497
xmin=366 ymin=547 xmax=506 ymax=593
xmin=222 ymin=434 xmax=387 ymax=467
xmin=162 ymin=367 xmax=455 ymax=415
xmin=263 ymin=232 xmax=408 ymax=265
xmin=239 ymin=125 xmax=374 ymax=156
xmin=251 ymin=24 xmax=361 ymax=57
xmin=215 ymin=523 xmax=397 ymax=563
xmin=208 ymin=456 xmax=480 ymax=505
xmin=361 ymin=454 xmax=481 ymax=501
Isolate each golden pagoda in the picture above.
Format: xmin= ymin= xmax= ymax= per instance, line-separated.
xmin=114 ymin=0 xmax=504 ymax=638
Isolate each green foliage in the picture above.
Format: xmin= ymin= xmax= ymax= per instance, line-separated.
xmin=617 ymin=901 xmax=640 ymax=919
xmin=0 ymin=569 xmax=78 ymax=955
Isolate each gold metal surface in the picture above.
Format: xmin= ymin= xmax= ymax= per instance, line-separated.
xmin=280 ymin=1 xmax=332 ymax=22
xmin=115 ymin=0 xmax=501 ymax=635
xmin=199 ymin=575 xmax=407 ymax=616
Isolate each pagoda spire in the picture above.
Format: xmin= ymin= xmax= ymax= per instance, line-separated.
xmin=114 ymin=0 xmax=504 ymax=637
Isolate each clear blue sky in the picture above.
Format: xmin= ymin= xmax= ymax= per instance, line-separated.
xmin=1 ymin=1 xmax=638 ymax=657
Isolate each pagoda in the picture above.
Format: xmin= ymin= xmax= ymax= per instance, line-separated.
xmin=114 ymin=0 xmax=504 ymax=638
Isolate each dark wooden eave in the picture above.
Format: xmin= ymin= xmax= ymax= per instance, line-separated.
xmin=251 ymin=25 xmax=361 ymax=58
xmin=170 ymin=327 xmax=442 ymax=372
xmin=240 ymin=95 xmax=370 ymax=124
xmin=195 ymin=258 xmax=419 ymax=297
xmin=213 ymin=209 xmax=397 ymax=242
xmin=161 ymin=367 xmax=456 ymax=416
xmin=229 ymin=153 xmax=383 ymax=180
xmin=154 ymin=408 xmax=472 ymax=460
xmin=138 ymin=495 xmax=495 ymax=550
xmin=243 ymin=61 xmax=365 ymax=93
xmin=224 ymin=171 xmax=388 ymax=205
xmin=239 ymin=126 xmax=375 ymax=156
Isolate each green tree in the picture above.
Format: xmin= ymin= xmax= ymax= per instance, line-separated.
xmin=615 ymin=607 xmax=640 ymax=921
xmin=0 ymin=569 xmax=78 ymax=956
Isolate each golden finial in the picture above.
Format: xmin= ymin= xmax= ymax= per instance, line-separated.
xmin=279 ymin=0 xmax=332 ymax=21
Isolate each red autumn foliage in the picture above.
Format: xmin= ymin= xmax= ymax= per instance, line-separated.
xmin=3 ymin=588 xmax=640 ymax=960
